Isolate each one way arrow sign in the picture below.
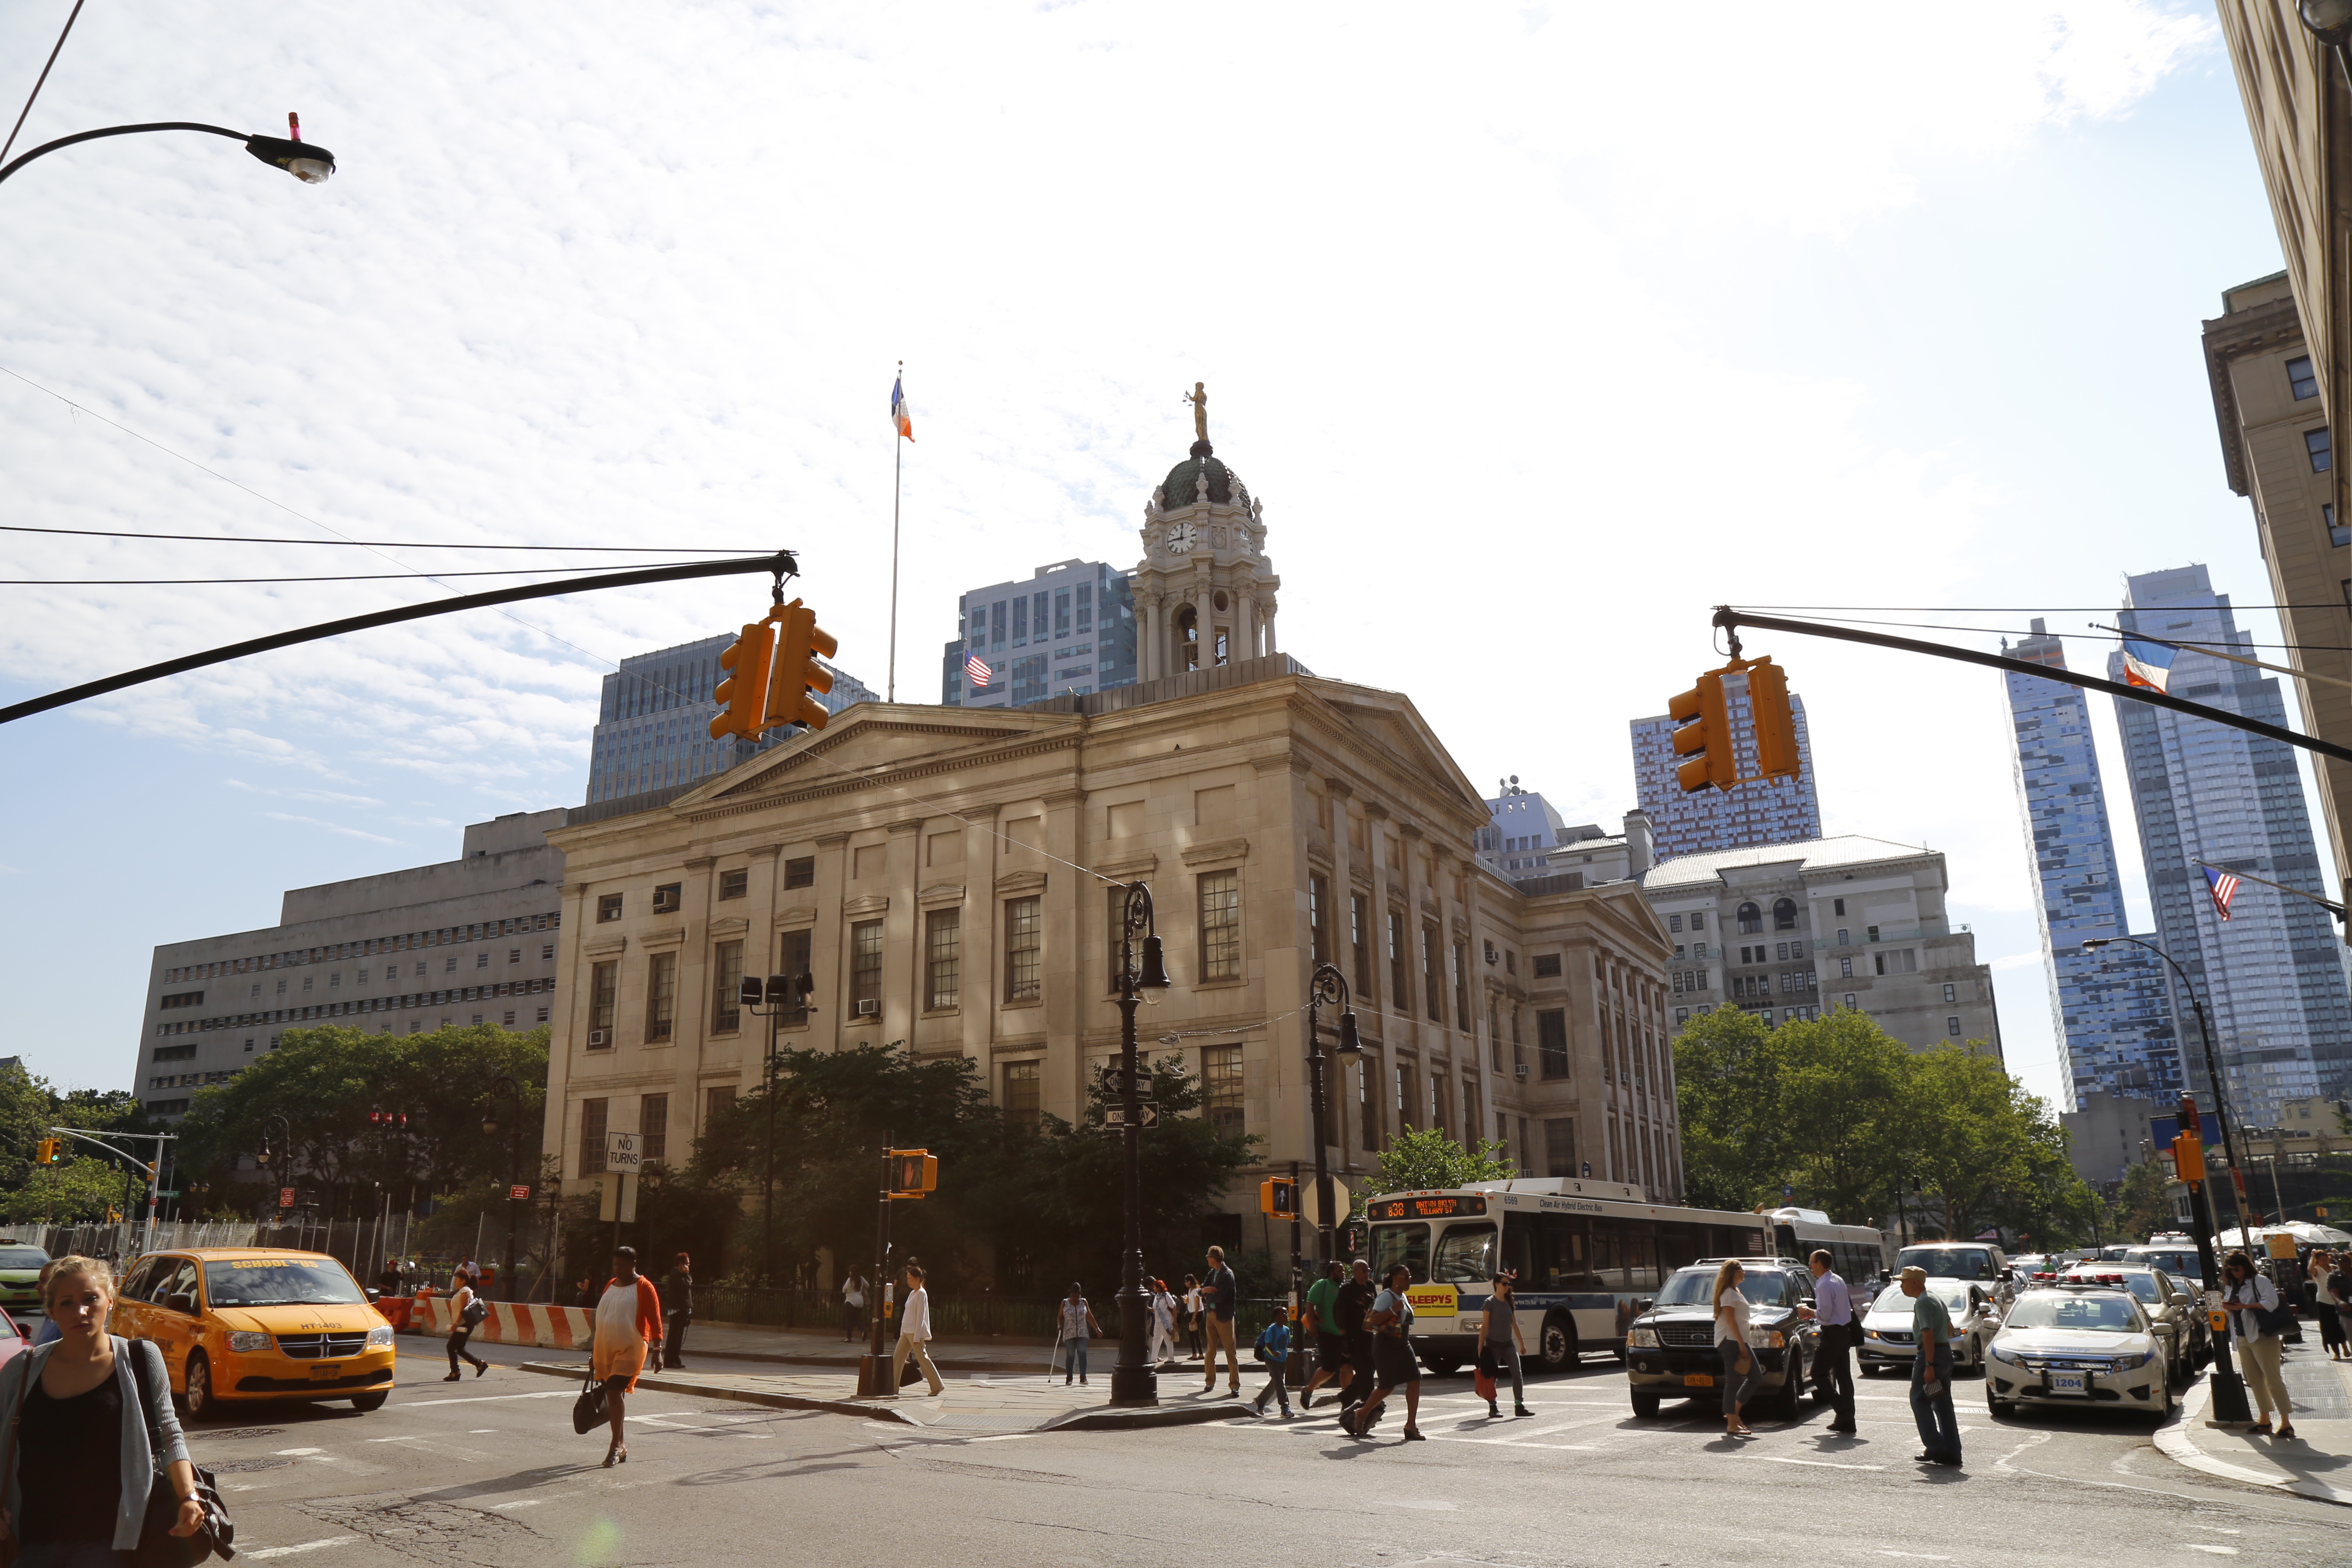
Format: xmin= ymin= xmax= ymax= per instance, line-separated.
xmin=1103 ymin=1101 xmax=1160 ymax=1129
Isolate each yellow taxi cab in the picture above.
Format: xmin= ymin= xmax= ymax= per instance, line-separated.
xmin=110 ymin=1248 xmax=396 ymax=1418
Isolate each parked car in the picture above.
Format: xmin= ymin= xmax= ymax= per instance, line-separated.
xmin=2059 ymin=1267 xmax=2203 ymax=1385
xmin=1624 ymin=1260 xmax=1820 ymax=1421
xmin=110 ymin=1249 xmax=395 ymax=1418
xmin=1858 ymin=1280 xmax=1999 ymax=1376
xmin=1986 ymin=1279 xmax=2172 ymax=1421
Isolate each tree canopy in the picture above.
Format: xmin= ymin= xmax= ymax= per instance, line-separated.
xmin=1363 ymin=1125 xmax=1513 ymax=1201
xmin=0 ymin=1066 xmax=158 ymax=1224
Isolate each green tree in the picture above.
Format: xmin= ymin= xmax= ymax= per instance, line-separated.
xmin=0 ymin=1156 xmax=142 ymax=1225
xmin=2112 ymin=1159 xmax=2174 ymax=1241
xmin=1670 ymin=1008 xmax=1788 ymax=1212
xmin=1363 ymin=1125 xmax=1512 ymax=1200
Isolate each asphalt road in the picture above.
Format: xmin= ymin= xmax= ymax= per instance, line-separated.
xmin=193 ymin=1338 xmax=2346 ymax=1568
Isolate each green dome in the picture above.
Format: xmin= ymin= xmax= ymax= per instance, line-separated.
xmin=1161 ymin=440 xmax=1234 ymax=507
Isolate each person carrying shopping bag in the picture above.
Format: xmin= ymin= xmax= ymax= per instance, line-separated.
xmin=589 ymin=1247 xmax=665 ymax=1467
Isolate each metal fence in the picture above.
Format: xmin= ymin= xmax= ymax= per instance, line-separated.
xmin=13 ymin=1215 xmax=423 ymax=1280
xmin=687 ymin=1285 xmax=1295 ymax=1343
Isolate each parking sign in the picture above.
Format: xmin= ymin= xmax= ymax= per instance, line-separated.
xmin=604 ymin=1131 xmax=642 ymax=1173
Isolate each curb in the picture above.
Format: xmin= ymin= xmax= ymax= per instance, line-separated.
xmin=1042 ymin=1395 xmax=1255 ymax=1432
xmin=515 ymin=1360 xmax=921 ymax=1426
xmin=2153 ymin=1375 xmax=2352 ymax=1507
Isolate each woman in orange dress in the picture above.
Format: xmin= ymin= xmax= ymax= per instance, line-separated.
xmin=589 ymin=1246 xmax=664 ymax=1466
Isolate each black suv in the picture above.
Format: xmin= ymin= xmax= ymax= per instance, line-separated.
xmin=1624 ymin=1259 xmax=1821 ymax=1420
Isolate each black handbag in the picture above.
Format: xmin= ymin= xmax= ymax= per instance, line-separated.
xmin=570 ymin=1371 xmax=609 ymax=1435
xmin=131 ymin=1343 xmax=232 ymax=1568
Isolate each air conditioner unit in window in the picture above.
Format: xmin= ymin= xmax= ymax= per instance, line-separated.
xmin=1514 ymin=1063 xmax=1528 ymax=1079
xmin=588 ymin=1029 xmax=609 ymax=1047
xmin=855 ymin=999 xmax=879 ymax=1017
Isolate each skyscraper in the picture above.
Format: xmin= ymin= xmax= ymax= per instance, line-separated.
xmin=2002 ymin=619 xmax=2175 ymax=1111
xmin=942 ymin=559 xmax=1136 ymax=708
xmin=1630 ymin=680 xmax=1824 ymax=859
xmin=2110 ymin=566 xmax=2352 ymax=1124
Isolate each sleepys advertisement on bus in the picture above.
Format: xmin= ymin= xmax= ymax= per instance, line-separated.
xmin=1405 ymin=1283 xmax=1457 ymax=1319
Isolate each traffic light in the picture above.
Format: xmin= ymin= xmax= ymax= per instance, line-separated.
xmin=33 ymin=1138 xmax=59 ymax=1167
xmin=888 ymin=1148 xmax=937 ymax=1199
xmin=1746 ymin=657 xmax=1800 ymax=784
xmin=766 ymin=599 xmax=839 ymax=733
xmin=1668 ymin=670 xmax=1736 ymax=793
xmin=709 ymin=617 xmax=779 ymax=742
xmin=1259 ymin=1176 xmax=1297 ymax=1218
xmin=2172 ymin=1131 xmax=2205 ymax=1185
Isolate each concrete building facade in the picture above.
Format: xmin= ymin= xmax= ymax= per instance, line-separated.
xmin=1641 ymin=836 xmax=2003 ymax=1057
xmin=2003 ymin=618 xmax=2177 ymax=1111
xmin=137 ymin=812 xmax=569 ymax=1119
xmin=943 ymin=560 xmax=1136 ymax=709
xmin=1630 ymin=683 xmax=1824 ymax=860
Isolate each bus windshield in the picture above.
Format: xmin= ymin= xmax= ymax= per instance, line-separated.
xmin=1896 ymin=1246 xmax=1997 ymax=1281
xmin=1431 ymin=1225 xmax=1496 ymax=1284
xmin=1370 ymin=1224 xmax=1429 ymax=1286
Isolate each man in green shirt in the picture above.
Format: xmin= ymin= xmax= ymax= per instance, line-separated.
xmin=1299 ymin=1261 xmax=1355 ymax=1411
xmin=1902 ymin=1265 xmax=1961 ymax=1466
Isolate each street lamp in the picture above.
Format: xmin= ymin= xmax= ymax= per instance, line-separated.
xmin=1302 ymin=962 xmax=1361 ymax=1264
xmin=1109 ymin=881 xmax=1172 ymax=1407
xmin=482 ymin=1076 xmax=525 ymax=1301
xmin=0 ymin=112 xmax=335 ymax=190
xmin=741 ymin=970 xmax=816 ymax=1285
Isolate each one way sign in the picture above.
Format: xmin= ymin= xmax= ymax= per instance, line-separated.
xmin=1103 ymin=1101 xmax=1160 ymax=1129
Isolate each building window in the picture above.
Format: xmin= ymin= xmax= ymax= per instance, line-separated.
xmin=1004 ymin=1060 xmax=1041 ymax=1133
xmin=1004 ymin=898 xmax=1042 ymax=1000
xmin=640 ymin=1093 xmax=669 ymax=1166
xmin=719 ymin=868 xmax=749 ymax=900
xmin=579 ymin=1096 xmax=608 ymax=1176
xmin=2309 ymin=426 xmax=2333 ymax=472
xmin=1199 ymin=872 xmax=1241 ymax=981
xmin=851 ymin=920 xmax=885 ymax=1010
xmin=2290 ymin=354 xmax=2320 ymax=400
xmin=652 ymin=883 xmax=683 ymax=915
xmin=1832 ymin=897 xmax=1845 ymax=917
xmin=1772 ymin=897 xmax=1797 ymax=931
xmin=925 ymin=909 xmax=961 ymax=1010
xmin=1668 ymin=914 xmax=1683 ymax=933
xmin=2331 ymin=503 xmax=2348 ymax=548
xmin=1844 ymin=993 xmax=1857 ymax=1009
xmin=1874 ymin=948 xmax=1917 ymax=976
xmin=713 ymin=940 xmax=744 ymax=1033
xmin=1736 ymin=902 xmax=1762 ymax=934
xmin=1537 ymin=1009 xmax=1570 ymax=1080
xmin=1533 ymin=952 xmax=1562 ymax=979
xmin=597 ymin=894 xmax=623 ymax=922
xmin=1942 ymin=983 xmax=1956 ymax=1003
xmin=1359 ymin=1057 xmax=1380 ymax=1149
xmin=1431 ymin=1074 xmax=1451 ymax=1139
xmin=1688 ymin=913 xmax=1705 ymax=931
xmin=1350 ymin=892 xmax=1373 ymax=1001
xmin=784 ymin=857 xmax=816 ymax=890
xmin=1309 ymin=873 xmax=1331 ymax=965
xmin=590 ymin=962 xmax=618 ymax=1041
xmin=1388 ymin=910 xmax=1410 ymax=1012
xmin=645 ymin=952 xmax=677 ymax=1042
xmin=779 ymin=928 xmax=812 ymax=1023
xmin=1947 ymin=1016 xmax=1962 ymax=1037
xmin=1203 ymin=1044 xmax=1244 ymax=1135
xmin=1545 ymin=1118 xmax=1577 ymax=1179
xmin=1454 ymin=940 xmax=1470 ymax=1029
xmin=1422 ymin=925 xmax=1444 ymax=1023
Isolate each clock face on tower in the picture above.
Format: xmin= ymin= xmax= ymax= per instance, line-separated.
xmin=1165 ymin=523 xmax=1195 ymax=555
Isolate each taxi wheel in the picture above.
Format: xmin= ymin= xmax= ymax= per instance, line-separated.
xmin=181 ymin=1354 xmax=215 ymax=1422
xmin=350 ymin=1392 xmax=389 ymax=1412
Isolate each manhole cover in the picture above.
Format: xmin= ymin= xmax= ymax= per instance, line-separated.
xmin=192 ymin=1429 xmax=285 ymax=1442
xmin=206 ymin=1458 xmax=293 ymax=1474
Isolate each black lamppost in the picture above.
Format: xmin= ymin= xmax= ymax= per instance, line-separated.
xmin=1303 ymin=962 xmax=1361 ymax=1264
xmin=0 ymin=113 xmax=335 ymax=190
xmin=741 ymin=970 xmax=816 ymax=1285
xmin=481 ymin=1076 xmax=525 ymax=1301
xmin=1109 ymin=882 xmax=1172 ymax=1407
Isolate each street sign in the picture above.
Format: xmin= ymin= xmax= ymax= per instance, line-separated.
xmin=509 ymin=1184 xmax=531 ymax=1202
xmin=1103 ymin=1101 xmax=1160 ymax=1129
xmin=279 ymin=1187 xmax=296 ymax=1210
xmin=604 ymin=1130 xmax=643 ymax=1173
xmin=1302 ymin=1177 xmax=1352 ymax=1230
xmin=598 ymin=1170 xmax=637 ymax=1223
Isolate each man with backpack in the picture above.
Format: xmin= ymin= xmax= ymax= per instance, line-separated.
xmin=1249 ymin=1311 xmax=1295 ymax=1417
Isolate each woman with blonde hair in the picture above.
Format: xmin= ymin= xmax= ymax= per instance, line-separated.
xmin=1712 ymin=1259 xmax=1759 ymax=1439
xmin=0 ymin=1256 xmax=207 ymax=1567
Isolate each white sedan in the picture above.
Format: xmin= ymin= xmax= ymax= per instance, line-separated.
xmin=1984 ymin=1283 xmax=2173 ymax=1421
xmin=1858 ymin=1280 xmax=1998 ymax=1375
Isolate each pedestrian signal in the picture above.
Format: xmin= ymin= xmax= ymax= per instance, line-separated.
xmin=1746 ymin=657 xmax=1800 ymax=784
xmin=1668 ymin=670 xmax=1736 ymax=793
xmin=766 ymin=599 xmax=839 ymax=734
xmin=1259 ymin=1177 xmax=1297 ymax=1218
xmin=710 ymin=616 xmax=779 ymax=742
xmin=2171 ymin=1132 xmax=2205 ymax=1185
xmin=888 ymin=1148 xmax=937 ymax=1199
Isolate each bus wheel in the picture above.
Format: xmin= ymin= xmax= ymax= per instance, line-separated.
xmin=1536 ymin=1312 xmax=1577 ymax=1373
xmin=1420 ymin=1354 xmax=1461 ymax=1377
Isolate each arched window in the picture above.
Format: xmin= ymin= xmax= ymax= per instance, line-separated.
xmin=1736 ymin=901 xmax=1762 ymax=934
xmin=1175 ymin=605 xmax=1200 ymax=671
xmin=1772 ymin=897 xmax=1798 ymax=931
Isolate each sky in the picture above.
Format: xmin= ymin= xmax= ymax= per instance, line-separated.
xmin=0 ymin=1 xmax=2319 ymax=1113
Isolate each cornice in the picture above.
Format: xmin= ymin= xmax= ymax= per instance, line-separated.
xmin=689 ymin=733 xmax=1081 ymax=826
xmin=709 ymin=916 xmax=750 ymax=938
xmin=2201 ymin=293 xmax=2304 ymax=500
xmin=775 ymin=903 xmax=819 ymax=927
xmin=842 ymin=894 xmax=890 ymax=918
xmin=995 ymin=870 xmax=1049 ymax=896
xmin=1093 ymin=852 xmax=1160 ymax=881
xmin=638 ymin=926 xmax=687 ymax=952
xmin=1181 ymin=836 xmax=1250 ymax=867
xmin=917 ymin=882 xmax=967 ymax=907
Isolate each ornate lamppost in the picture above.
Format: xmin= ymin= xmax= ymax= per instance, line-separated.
xmin=1303 ymin=962 xmax=1361 ymax=1264
xmin=1109 ymin=882 xmax=1172 ymax=1406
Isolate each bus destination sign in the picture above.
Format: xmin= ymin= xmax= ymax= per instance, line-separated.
xmin=1366 ymin=1196 xmax=1487 ymax=1220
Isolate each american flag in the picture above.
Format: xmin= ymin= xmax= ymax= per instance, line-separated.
xmin=965 ymin=653 xmax=992 ymax=688
xmin=2204 ymin=864 xmax=2241 ymax=922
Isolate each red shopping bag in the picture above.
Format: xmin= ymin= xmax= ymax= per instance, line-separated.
xmin=1474 ymin=1368 xmax=1496 ymax=1402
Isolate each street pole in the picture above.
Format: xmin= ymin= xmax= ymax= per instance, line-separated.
xmin=1109 ymin=882 xmax=1169 ymax=1408
xmin=858 ymin=1139 xmax=896 ymax=1396
xmin=2175 ymin=1092 xmax=2251 ymax=1424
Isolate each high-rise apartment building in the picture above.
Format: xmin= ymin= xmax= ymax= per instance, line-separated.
xmin=1630 ymin=681 xmax=1824 ymax=860
xmin=1476 ymin=779 xmax=1610 ymax=878
xmin=2002 ymin=619 xmax=2177 ymax=1111
xmin=2110 ymin=565 xmax=2352 ymax=1124
xmin=582 ymin=634 xmax=877 ymax=812
xmin=943 ymin=560 xmax=1136 ymax=708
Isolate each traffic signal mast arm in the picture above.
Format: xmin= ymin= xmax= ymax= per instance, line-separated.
xmin=1712 ymin=606 xmax=2352 ymax=769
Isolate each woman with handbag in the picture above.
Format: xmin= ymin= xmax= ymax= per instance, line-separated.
xmin=588 ymin=1247 xmax=665 ymax=1468
xmin=1712 ymin=1259 xmax=1759 ymax=1439
xmin=2220 ymin=1250 xmax=2294 ymax=1439
xmin=0 ymin=1255 xmax=208 ymax=1568
xmin=444 ymin=1279 xmax=489 ymax=1382
xmin=1476 ymin=1269 xmax=1530 ymax=1421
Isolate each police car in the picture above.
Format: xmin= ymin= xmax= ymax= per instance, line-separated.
xmin=1985 ymin=1277 xmax=2173 ymax=1421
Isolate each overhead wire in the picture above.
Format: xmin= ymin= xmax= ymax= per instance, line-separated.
xmin=0 ymin=523 xmax=771 ymax=550
xmin=6 ymin=561 xmax=744 ymax=585
xmin=1744 ymin=611 xmax=2352 ymax=656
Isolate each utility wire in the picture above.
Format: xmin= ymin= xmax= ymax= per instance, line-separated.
xmin=0 ymin=523 xmax=768 ymax=550
xmin=0 ymin=0 xmax=85 ymax=165
xmin=1744 ymin=603 xmax=2352 ymax=614
xmin=5 ymin=560 xmax=731 ymax=585
xmin=1771 ymin=612 xmax=2352 ymax=655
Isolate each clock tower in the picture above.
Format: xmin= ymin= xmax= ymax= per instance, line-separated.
xmin=1131 ymin=395 xmax=1280 ymax=681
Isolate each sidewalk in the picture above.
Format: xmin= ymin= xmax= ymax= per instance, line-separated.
xmin=674 ymin=1320 xmax=1054 ymax=1372
xmin=2156 ymin=1340 xmax=2352 ymax=1507
xmin=515 ymin=1351 xmax=1254 ymax=1432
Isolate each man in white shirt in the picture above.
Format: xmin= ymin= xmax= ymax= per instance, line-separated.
xmin=1797 ymin=1249 xmax=1857 ymax=1433
xmin=892 ymin=1263 xmax=945 ymax=1396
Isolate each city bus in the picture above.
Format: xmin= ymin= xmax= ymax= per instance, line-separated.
xmin=1363 ymin=1180 xmax=1773 ymax=1372
xmin=1762 ymin=1207 xmax=1893 ymax=1293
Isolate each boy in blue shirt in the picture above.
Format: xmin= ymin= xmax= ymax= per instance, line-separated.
xmin=1249 ymin=1312 xmax=1295 ymax=1417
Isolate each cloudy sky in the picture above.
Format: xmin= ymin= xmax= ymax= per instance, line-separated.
xmin=0 ymin=2 xmax=2306 ymax=1112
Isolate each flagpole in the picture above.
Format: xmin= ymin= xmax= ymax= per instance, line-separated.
xmin=888 ymin=359 xmax=902 ymax=704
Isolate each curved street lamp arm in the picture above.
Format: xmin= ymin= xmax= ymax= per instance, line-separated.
xmin=0 ymin=121 xmax=247 ymax=187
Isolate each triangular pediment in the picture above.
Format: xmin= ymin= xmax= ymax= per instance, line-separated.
xmin=678 ymin=704 xmax=1075 ymax=811
xmin=1300 ymin=681 xmax=1486 ymax=817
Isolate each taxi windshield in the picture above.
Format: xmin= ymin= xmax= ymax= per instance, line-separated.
xmin=1654 ymin=1270 xmax=1795 ymax=1308
xmin=0 ymin=1247 xmax=49 ymax=1271
xmin=202 ymin=1259 xmax=367 ymax=1308
xmin=2003 ymin=1292 xmax=2145 ymax=1333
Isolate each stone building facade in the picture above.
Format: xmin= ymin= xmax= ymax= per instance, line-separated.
xmin=538 ymin=660 xmax=1684 ymax=1231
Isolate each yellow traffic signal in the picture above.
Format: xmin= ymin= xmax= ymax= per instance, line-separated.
xmin=33 ymin=1138 xmax=58 ymax=1167
xmin=2172 ymin=1132 xmax=2205 ymax=1185
xmin=1669 ymin=671 xmax=1736 ymax=793
xmin=1746 ymin=658 xmax=1800 ymax=784
xmin=709 ymin=618 xmax=778 ymax=742
xmin=1259 ymin=1176 xmax=1297 ymax=1218
xmin=766 ymin=599 xmax=838 ymax=734
xmin=888 ymin=1148 xmax=937 ymax=1199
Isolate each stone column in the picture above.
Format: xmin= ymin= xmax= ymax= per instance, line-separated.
xmin=677 ymin=854 xmax=717 ymax=1139
xmin=1262 ymin=598 xmax=1278 ymax=656
xmin=1323 ymin=778 xmax=1354 ymax=1172
xmin=882 ymin=819 xmax=923 ymax=1047
xmin=811 ymin=833 xmax=850 ymax=1053
xmin=1138 ymin=597 xmax=1160 ymax=681
xmin=1043 ymin=787 xmax=1086 ymax=1082
xmin=964 ymin=807 xmax=1000 ymax=1067
xmin=1237 ymin=592 xmax=1256 ymax=662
